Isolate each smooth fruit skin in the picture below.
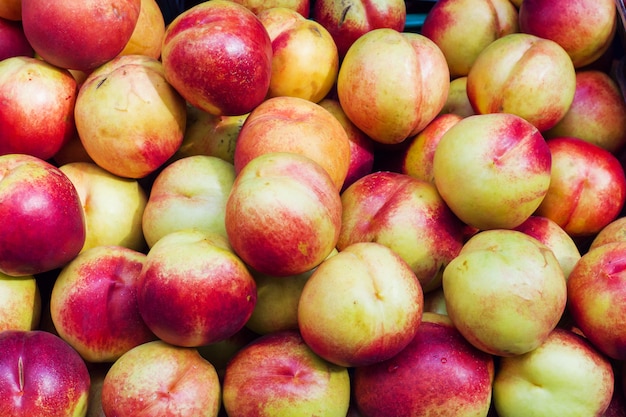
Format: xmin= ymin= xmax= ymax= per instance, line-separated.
xmin=59 ymin=162 xmax=148 ymax=253
xmin=338 ymin=171 xmax=466 ymax=292
xmin=440 ymin=76 xmax=475 ymax=117
xmin=222 ymin=330 xmax=351 ymax=417
xmin=545 ymin=70 xmax=626 ymax=154
xmin=259 ymin=7 xmax=339 ymax=103
xmin=101 ymin=340 xmax=221 ymax=417
xmin=161 ymin=0 xmax=273 ymax=116
xmin=354 ymin=313 xmax=495 ymax=417
xmin=228 ymin=0 xmax=311 ymax=17
xmin=421 ymin=0 xmax=519 ymax=78
xmin=142 ymin=155 xmax=235 ymax=247
xmin=244 ymin=253 xmax=333 ymax=335
xmin=226 ymin=152 xmax=343 ymax=277
xmin=298 ymin=241 xmax=424 ymax=368
xmin=337 ymin=28 xmax=450 ymax=145
xmin=590 ymin=217 xmax=626 ymax=250
xmin=0 ymin=56 xmax=77 ymax=160
xmin=0 ymin=271 xmax=41 ymax=331
xmin=21 ymin=0 xmax=141 ymax=71
xmin=74 ymin=55 xmax=186 ymax=179
xmin=514 ymin=215 xmax=581 ymax=280
xmin=401 ymin=113 xmax=463 ymax=183
xmin=172 ymin=106 xmax=249 ymax=165
xmin=535 ymin=137 xmax=626 ymax=237
xmin=245 ymin=271 xmax=310 ymax=335
xmin=0 ymin=0 xmax=21 ymax=21
xmin=432 ymin=113 xmax=552 ymax=231
xmin=317 ymin=98 xmax=376 ymax=192
xmin=0 ymin=330 xmax=91 ymax=417
xmin=50 ymin=245 xmax=155 ymax=363
xmin=312 ymin=0 xmax=406 ymax=58
xmin=467 ymin=32 xmax=576 ymax=132
xmin=442 ymin=229 xmax=567 ymax=357
xmin=493 ymin=328 xmax=614 ymax=417
xmin=233 ymin=95 xmax=351 ymax=191
xmin=567 ymin=241 xmax=626 ymax=360
xmin=0 ymin=18 xmax=34 ymax=60
xmin=519 ymin=0 xmax=617 ymax=68
xmin=0 ymin=154 xmax=85 ymax=277
xmin=118 ymin=0 xmax=166 ymax=59
xmin=197 ymin=327 xmax=259 ymax=378
xmin=141 ymin=155 xmax=236 ymax=248
xmin=137 ymin=229 xmax=257 ymax=347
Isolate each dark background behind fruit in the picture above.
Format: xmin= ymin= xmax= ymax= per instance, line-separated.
xmin=155 ymin=0 xmax=438 ymax=28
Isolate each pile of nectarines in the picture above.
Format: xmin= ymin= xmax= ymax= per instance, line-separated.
xmin=1 ymin=0 xmax=626 ymax=416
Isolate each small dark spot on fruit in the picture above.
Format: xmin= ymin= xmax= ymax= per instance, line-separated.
xmin=340 ymin=6 xmax=351 ymax=25
xmin=310 ymin=26 xmax=322 ymax=37
xmin=96 ymin=78 xmax=107 ymax=89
